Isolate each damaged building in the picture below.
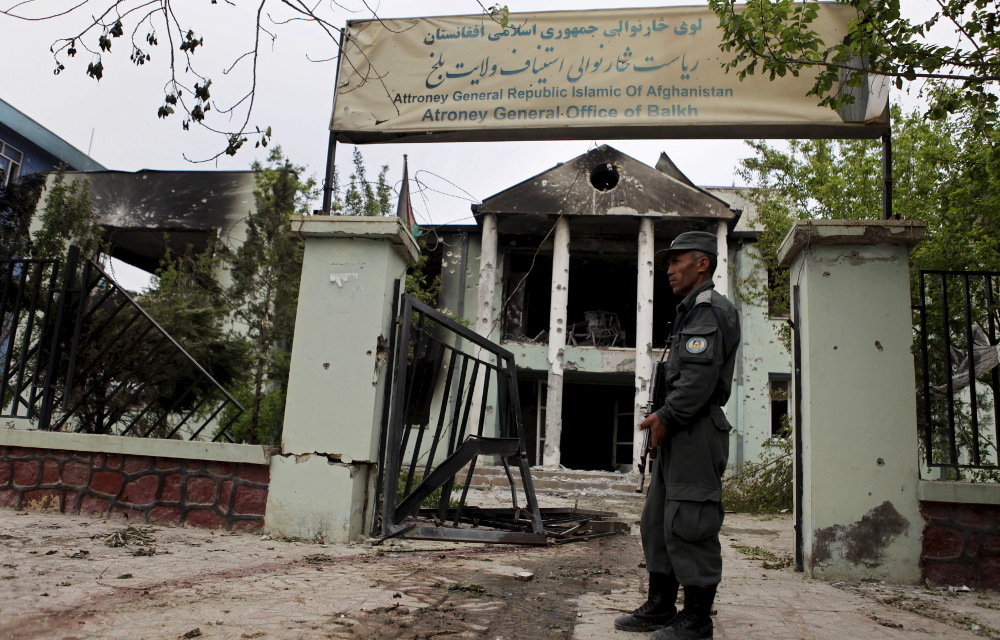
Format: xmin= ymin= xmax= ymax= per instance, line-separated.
xmin=427 ymin=145 xmax=791 ymax=473
xmin=28 ymin=149 xmax=789 ymax=476
xmin=53 ymin=169 xmax=258 ymax=275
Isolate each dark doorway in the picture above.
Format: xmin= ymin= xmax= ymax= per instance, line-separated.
xmin=518 ymin=378 xmax=544 ymax=466
xmin=560 ymin=382 xmax=635 ymax=471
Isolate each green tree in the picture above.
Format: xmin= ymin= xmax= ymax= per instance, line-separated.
xmin=709 ymin=0 xmax=1000 ymax=129
xmin=138 ymin=243 xmax=249 ymax=402
xmin=737 ymin=99 xmax=1000 ymax=481
xmin=405 ymin=251 xmax=441 ymax=308
xmin=28 ymin=169 xmax=105 ymax=260
xmin=339 ymin=148 xmax=392 ymax=217
xmin=0 ymin=172 xmax=45 ymax=260
xmin=220 ymin=147 xmax=316 ymax=444
xmin=737 ymin=101 xmax=1000 ymax=284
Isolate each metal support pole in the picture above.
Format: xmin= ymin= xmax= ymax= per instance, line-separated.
xmin=321 ymin=132 xmax=338 ymax=215
xmin=882 ymin=131 xmax=893 ymax=220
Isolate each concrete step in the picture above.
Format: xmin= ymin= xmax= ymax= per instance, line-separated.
xmin=467 ymin=466 xmax=641 ymax=495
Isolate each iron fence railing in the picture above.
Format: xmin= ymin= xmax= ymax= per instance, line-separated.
xmin=915 ymin=270 xmax=1000 ymax=475
xmin=1 ymin=258 xmax=60 ymax=420
xmin=378 ymin=295 xmax=546 ymax=544
xmin=1 ymin=247 xmax=244 ymax=441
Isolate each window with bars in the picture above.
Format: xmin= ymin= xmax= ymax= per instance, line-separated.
xmin=0 ymin=139 xmax=24 ymax=188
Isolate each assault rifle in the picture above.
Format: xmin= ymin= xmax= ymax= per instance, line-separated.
xmin=636 ymin=359 xmax=667 ymax=493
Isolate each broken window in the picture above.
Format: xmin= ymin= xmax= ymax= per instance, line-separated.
xmin=502 ymin=251 xmax=552 ymax=342
xmin=769 ymin=375 xmax=790 ymax=437
xmin=768 ymin=267 xmax=791 ymax=318
xmin=518 ymin=378 xmax=546 ymax=465
xmin=566 ymin=253 xmax=636 ymax=348
xmin=501 ymin=240 xmax=682 ymax=349
xmin=0 ymin=138 xmax=23 ymax=188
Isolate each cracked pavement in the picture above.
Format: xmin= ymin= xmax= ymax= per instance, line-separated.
xmin=2 ymin=488 xmax=999 ymax=639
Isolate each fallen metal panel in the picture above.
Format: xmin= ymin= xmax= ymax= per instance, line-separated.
xmin=385 ymin=526 xmax=548 ymax=546
xmin=384 ymin=506 xmax=625 ymax=545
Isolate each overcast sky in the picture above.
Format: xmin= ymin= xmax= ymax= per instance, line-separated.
xmin=1 ymin=0 xmax=939 ymax=289
xmin=0 ymin=1 xmax=781 ymax=221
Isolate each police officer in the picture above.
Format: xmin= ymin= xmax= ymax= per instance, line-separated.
xmin=614 ymin=231 xmax=741 ymax=640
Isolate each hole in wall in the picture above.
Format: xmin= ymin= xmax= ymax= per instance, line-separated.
xmin=590 ymin=163 xmax=619 ymax=191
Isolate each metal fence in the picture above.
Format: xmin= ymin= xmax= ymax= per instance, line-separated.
xmin=1 ymin=258 xmax=60 ymax=422
xmin=1 ymin=247 xmax=244 ymax=441
xmin=914 ymin=270 xmax=1000 ymax=475
xmin=378 ymin=295 xmax=547 ymax=544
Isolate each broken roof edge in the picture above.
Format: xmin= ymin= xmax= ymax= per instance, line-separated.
xmin=477 ymin=145 xmax=735 ymax=222
xmin=473 ymin=204 xmax=730 ymax=221
xmin=472 ymin=209 xmax=739 ymax=230
xmin=654 ymin=152 xmax=696 ymax=187
xmin=417 ymin=222 xmax=480 ymax=233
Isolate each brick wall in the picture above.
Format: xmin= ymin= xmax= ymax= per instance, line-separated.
xmin=0 ymin=446 xmax=268 ymax=532
xmin=921 ymin=500 xmax=1000 ymax=588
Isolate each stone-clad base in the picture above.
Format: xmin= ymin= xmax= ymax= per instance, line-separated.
xmin=921 ymin=500 xmax=1000 ymax=588
xmin=0 ymin=445 xmax=268 ymax=531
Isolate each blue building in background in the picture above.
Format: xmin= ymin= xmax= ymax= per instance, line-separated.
xmin=0 ymin=97 xmax=105 ymax=186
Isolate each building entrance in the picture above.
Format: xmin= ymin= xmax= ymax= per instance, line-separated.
xmin=560 ymin=382 xmax=635 ymax=471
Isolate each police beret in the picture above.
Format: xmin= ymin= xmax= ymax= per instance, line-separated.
xmin=667 ymin=231 xmax=718 ymax=256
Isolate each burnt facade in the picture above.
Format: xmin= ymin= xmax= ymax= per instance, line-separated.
xmin=430 ymin=146 xmax=782 ymax=472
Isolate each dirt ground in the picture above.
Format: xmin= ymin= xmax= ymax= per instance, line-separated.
xmin=2 ymin=487 xmax=999 ymax=640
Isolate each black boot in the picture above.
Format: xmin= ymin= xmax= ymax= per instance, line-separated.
xmin=613 ymin=572 xmax=679 ymax=632
xmin=650 ymin=584 xmax=716 ymax=639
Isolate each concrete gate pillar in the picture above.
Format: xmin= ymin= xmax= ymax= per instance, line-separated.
xmin=778 ymin=219 xmax=927 ymax=583
xmin=265 ymin=216 xmax=418 ymax=543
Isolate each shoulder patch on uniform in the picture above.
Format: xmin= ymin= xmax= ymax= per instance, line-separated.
xmin=695 ymin=290 xmax=713 ymax=306
xmin=685 ymin=336 xmax=709 ymax=354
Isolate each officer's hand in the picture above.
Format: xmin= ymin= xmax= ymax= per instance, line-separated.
xmin=639 ymin=412 xmax=667 ymax=449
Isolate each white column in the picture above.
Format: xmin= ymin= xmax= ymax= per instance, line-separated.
xmin=714 ymin=220 xmax=730 ymax=297
xmin=268 ymin=216 xmax=418 ymax=543
xmin=778 ymin=219 xmax=926 ymax=583
xmin=543 ymin=216 xmax=570 ymax=468
xmin=633 ymin=218 xmax=656 ymax=471
xmin=470 ymin=213 xmax=500 ymax=437
xmin=475 ymin=212 xmax=499 ymax=340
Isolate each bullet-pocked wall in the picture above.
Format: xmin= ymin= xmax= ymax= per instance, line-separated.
xmin=428 ymin=147 xmax=791 ymax=473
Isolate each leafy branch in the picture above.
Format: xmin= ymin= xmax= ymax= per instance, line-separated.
xmin=708 ymin=0 xmax=1000 ymax=129
xmin=0 ymin=0 xmax=498 ymax=161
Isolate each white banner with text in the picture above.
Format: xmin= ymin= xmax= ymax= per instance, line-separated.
xmin=331 ymin=4 xmax=888 ymax=143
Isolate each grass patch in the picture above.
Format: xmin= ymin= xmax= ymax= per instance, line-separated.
xmin=730 ymin=543 xmax=792 ymax=569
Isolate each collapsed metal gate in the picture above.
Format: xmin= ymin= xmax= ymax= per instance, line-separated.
xmin=377 ymin=295 xmax=624 ymax=545
xmin=377 ymin=294 xmax=547 ymax=544
xmin=1 ymin=247 xmax=244 ymax=440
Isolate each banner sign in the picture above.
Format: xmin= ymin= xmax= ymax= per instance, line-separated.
xmin=330 ymin=4 xmax=889 ymax=143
